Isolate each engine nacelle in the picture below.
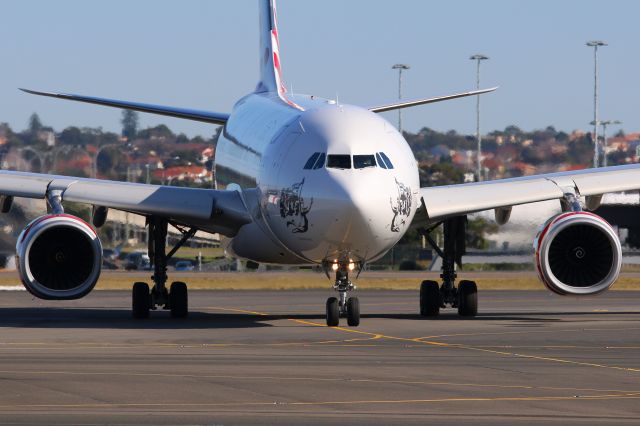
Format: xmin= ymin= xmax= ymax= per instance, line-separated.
xmin=534 ymin=211 xmax=621 ymax=296
xmin=16 ymin=214 xmax=102 ymax=300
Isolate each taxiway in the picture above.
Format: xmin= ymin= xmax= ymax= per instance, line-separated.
xmin=0 ymin=289 xmax=638 ymax=424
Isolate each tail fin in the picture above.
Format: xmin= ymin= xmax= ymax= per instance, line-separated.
xmin=257 ymin=0 xmax=285 ymax=94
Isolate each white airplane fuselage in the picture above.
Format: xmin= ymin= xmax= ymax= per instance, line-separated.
xmin=216 ymin=92 xmax=420 ymax=265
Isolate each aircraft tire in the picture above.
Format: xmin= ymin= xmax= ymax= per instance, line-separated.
xmin=420 ymin=280 xmax=440 ymax=317
xmin=458 ymin=280 xmax=478 ymax=317
xmin=132 ymin=282 xmax=150 ymax=319
xmin=169 ymin=281 xmax=188 ymax=318
xmin=346 ymin=296 xmax=360 ymax=327
xmin=326 ymin=297 xmax=339 ymax=327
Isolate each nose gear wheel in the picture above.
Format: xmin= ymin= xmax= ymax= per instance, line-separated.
xmin=325 ymin=260 xmax=360 ymax=327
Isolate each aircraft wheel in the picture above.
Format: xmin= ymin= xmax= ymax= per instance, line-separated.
xmin=326 ymin=297 xmax=339 ymax=327
xmin=346 ymin=296 xmax=360 ymax=327
xmin=420 ymin=280 xmax=440 ymax=317
xmin=132 ymin=282 xmax=150 ymax=319
xmin=169 ymin=281 xmax=188 ymax=318
xmin=458 ymin=280 xmax=478 ymax=317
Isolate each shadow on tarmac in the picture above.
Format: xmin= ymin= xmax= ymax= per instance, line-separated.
xmin=0 ymin=307 xmax=635 ymax=329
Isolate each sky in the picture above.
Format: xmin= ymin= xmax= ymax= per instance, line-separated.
xmin=2 ymin=0 xmax=639 ymax=138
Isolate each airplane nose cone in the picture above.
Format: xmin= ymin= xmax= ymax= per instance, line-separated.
xmin=265 ymin=169 xmax=414 ymax=264
xmin=317 ymin=171 xmax=394 ymax=260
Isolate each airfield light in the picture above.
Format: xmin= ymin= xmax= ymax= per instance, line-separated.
xmin=586 ymin=40 xmax=607 ymax=168
xmin=469 ymin=54 xmax=489 ymax=182
xmin=392 ymin=64 xmax=410 ymax=134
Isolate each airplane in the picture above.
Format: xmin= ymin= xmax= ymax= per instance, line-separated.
xmin=5 ymin=0 xmax=637 ymax=327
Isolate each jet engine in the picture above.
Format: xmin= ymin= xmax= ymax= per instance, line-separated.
xmin=16 ymin=214 xmax=102 ymax=300
xmin=534 ymin=211 xmax=621 ymax=296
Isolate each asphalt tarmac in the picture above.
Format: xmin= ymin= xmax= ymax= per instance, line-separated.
xmin=0 ymin=289 xmax=638 ymax=425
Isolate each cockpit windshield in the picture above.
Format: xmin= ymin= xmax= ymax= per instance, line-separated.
xmin=304 ymin=152 xmax=392 ymax=170
xmin=304 ymin=152 xmax=326 ymax=170
xmin=327 ymin=155 xmax=352 ymax=169
xmin=353 ymin=155 xmax=376 ymax=169
xmin=376 ymin=152 xmax=394 ymax=169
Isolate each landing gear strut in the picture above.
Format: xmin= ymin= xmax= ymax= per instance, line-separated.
xmin=132 ymin=217 xmax=196 ymax=319
xmin=325 ymin=261 xmax=360 ymax=327
xmin=421 ymin=216 xmax=478 ymax=317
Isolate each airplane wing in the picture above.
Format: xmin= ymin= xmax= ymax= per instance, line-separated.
xmin=420 ymin=164 xmax=640 ymax=221
xmin=20 ymin=89 xmax=229 ymax=125
xmin=368 ymin=87 xmax=497 ymax=113
xmin=0 ymin=170 xmax=251 ymax=236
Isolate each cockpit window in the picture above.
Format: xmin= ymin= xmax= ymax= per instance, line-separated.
xmin=313 ymin=153 xmax=326 ymax=169
xmin=304 ymin=152 xmax=320 ymax=169
xmin=353 ymin=155 xmax=376 ymax=169
xmin=379 ymin=152 xmax=394 ymax=169
xmin=327 ymin=155 xmax=351 ymax=169
xmin=375 ymin=153 xmax=387 ymax=169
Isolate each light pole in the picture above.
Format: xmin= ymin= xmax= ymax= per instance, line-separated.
xmin=470 ymin=54 xmax=489 ymax=181
xmin=586 ymin=40 xmax=607 ymax=168
xmin=594 ymin=119 xmax=622 ymax=167
xmin=392 ymin=64 xmax=410 ymax=134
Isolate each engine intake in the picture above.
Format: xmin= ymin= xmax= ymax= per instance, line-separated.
xmin=534 ymin=212 xmax=621 ymax=295
xmin=16 ymin=214 xmax=102 ymax=300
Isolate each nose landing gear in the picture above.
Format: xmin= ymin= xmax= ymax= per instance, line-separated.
xmin=325 ymin=260 xmax=360 ymax=327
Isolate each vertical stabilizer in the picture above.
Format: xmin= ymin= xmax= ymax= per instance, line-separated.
xmin=257 ymin=0 xmax=284 ymax=94
xmin=257 ymin=0 xmax=302 ymax=110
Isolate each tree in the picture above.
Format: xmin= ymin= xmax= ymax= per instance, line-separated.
xmin=121 ymin=110 xmax=139 ymax=140
xmin=466 ymin=217 xmax=498 ymax=250
xmin=58 ymin=126 xmax=84 ymax=145
xmin=28 ymin=113 xmax=43 ymax=134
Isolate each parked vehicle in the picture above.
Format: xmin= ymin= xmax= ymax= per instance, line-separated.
xmin=102 ymin=259 xmax=119 ymax=270
xmin=174 ymin=260 xmax=194 ymax=271
xmin=124 ymin=252 xmax=151 ymax=271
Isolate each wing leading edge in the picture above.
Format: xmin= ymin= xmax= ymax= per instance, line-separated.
xmin=20 ymin=89 xmax=229 ymax=125
xmin=368 ymin=87 xmax=498 ymax=113
xmin=420 ymin=164 xmax=640 ymax=221
xmin=0 ymin=170 xmax=251 ymax=237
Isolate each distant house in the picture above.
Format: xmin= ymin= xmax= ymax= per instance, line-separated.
xmin=0 ymin=123 xmax=10 ymax=145
xmin=153 ymin=165 xmax=211 ymax=183
xmin=36 ymin=130 xmax=56 ymax=147
xmin=201 ymin=146 xmax=215 ymax=162
xmin=608 ymin=133 xmax=640 ymax=151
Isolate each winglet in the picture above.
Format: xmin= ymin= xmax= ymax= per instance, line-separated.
xmin=368 ymin=86 xmax=498 ymax=113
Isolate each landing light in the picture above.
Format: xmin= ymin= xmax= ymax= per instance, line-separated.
xmin=348 ymin=262 xmax=355 ymax=271
xmin=331 ymin=262 xmax=339 ymax=271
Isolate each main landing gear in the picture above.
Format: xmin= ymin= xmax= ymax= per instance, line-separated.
xmin=132 ymin=217 xmax=197 ymax=319
xmin=421 ymin=216 xmax=478 ymax=318
xmin=325 ymin=260 xmax=360 ymax=327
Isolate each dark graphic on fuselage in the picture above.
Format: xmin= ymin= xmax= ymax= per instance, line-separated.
xmin=390 ymin=178 xmax=412 ymax=232
xmin=279 ymin=178 xmax=313 ymax=233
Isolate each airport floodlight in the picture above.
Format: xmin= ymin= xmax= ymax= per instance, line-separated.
xmin=586 ymin=40 xmax=607 ymax=48
xmin=595 ymin=119 xmax=622 ymax=167
xmin=586 ymin=40 xmax=607 ymax=168
xmin=469 ymin=54 xmax=489 ymax=61
xmin=470 ymin=54 xmax=489 ymax=181
xmin=391 ymin=64 xmax=410 ymax=133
